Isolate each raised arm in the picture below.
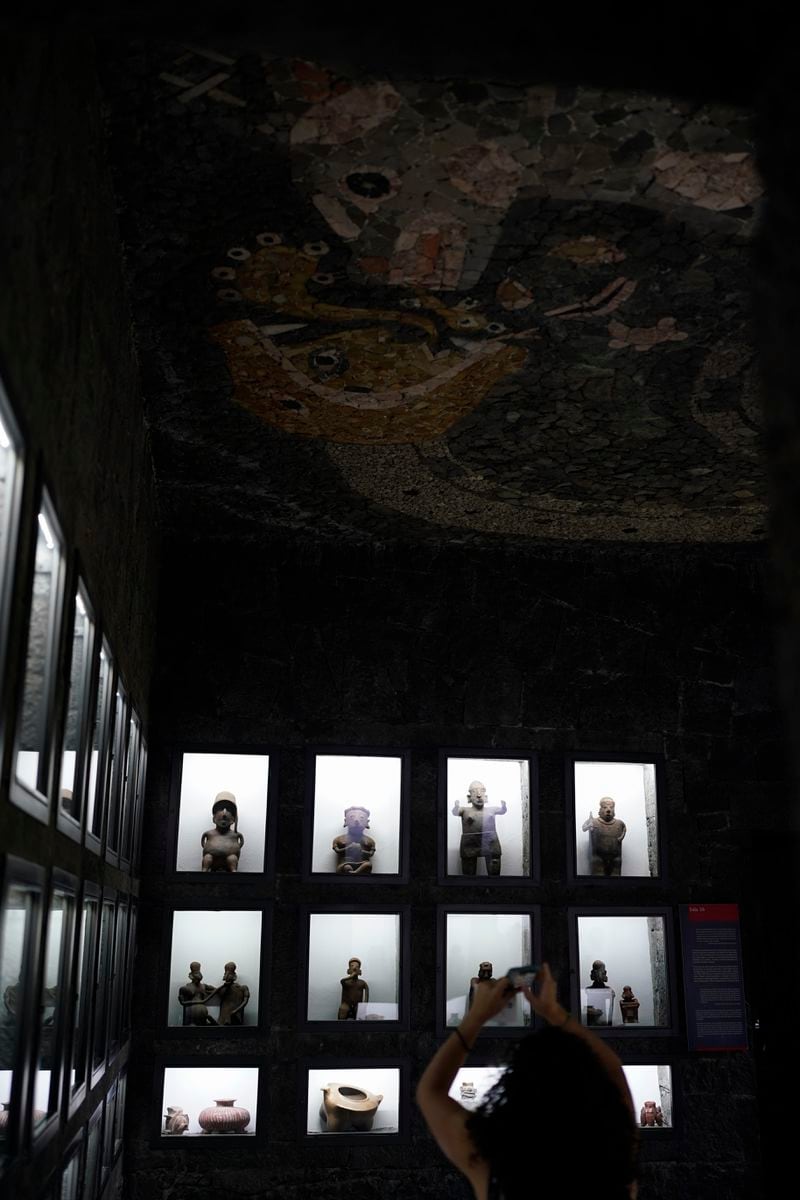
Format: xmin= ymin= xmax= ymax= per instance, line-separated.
xmin=416 ymin=979 xmax=513 ymax=1196
xmin=521 ymin=964 xmax=634 ymax=1118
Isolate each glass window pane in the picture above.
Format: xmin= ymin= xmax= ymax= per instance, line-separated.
xmin=71 ymin=898 xmax=97 ymax=1097
xmin=92 ymin=902 xmax=114 ymax=1072
xmin=84 ymin=1108 xmax=102 ymax=1200
xmin=32 ymin=892 xmax=71 ymax=1132
xmin=60 ymin=1139 xmax=83 ymax=1200
xmin=120 ymin=716 xmax=139 ymax=862
xmin=86 ymin=648 xmax=112 ymax=842
xmin=59 ymin=590 xmax=93 ymax=825
xmin=0 ymin=885 xmax=37 ymax=1155
xmin=0 ymin=402 xmax=22 ymax=617
xmin=109 ymin=902 xmax=127 ymax=1051
xmin=15 ymin=502 xmax=63 ymax=795
xmin=106 ymin=688 xmax=127 ymax=854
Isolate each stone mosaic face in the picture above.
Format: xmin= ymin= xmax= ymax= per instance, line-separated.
xmin=107 ymin=46 xmax=766 ymax=542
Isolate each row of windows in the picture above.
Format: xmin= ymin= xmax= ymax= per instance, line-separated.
xmin=0 ymin=380 xmax=148 ymax=865
xmin=0 ymin=855 xmax=136 ymax=1170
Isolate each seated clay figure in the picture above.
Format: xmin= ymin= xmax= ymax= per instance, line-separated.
xmin=581 ymin=797 xmax=626 ymax=877
xmin=217 ymin=961 xmax=250 ymax=1026
xmin=338 ymin=957 xmax=369 ymax=1020
xmin=201 ymin=791 xmax=244 ymax=872
xmin=640 ymin=1100 xmax=664 ymax=1128
xmin=332 ymin=806 xmax=376 ymax=874
xmin=584 ymin=959 xmax=615 ymax=1026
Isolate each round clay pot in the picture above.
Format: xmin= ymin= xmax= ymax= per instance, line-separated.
xmin=319 ymin=1082 xmax=383 ymax=1132
xmin=198 ymin=1098 xmax=251 ymax=1134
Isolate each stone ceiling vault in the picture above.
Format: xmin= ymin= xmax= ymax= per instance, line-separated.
xmin=103 ymin=40 xmax=765 ymax=545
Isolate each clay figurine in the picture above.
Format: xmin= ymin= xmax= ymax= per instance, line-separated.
xmin=338 ymin=957 xmax=369 ymax=1020
xmin=164 ymin=1106 xmax=189 ymax=1135
xmin=201 ymin=791 xmax=244 ymax=872
xmin=581 ymin=797 xmax=626 ymax=877
xmin=460 ymin=1080 xmax=477 ymax=1102
xmin=319 ymin=1083 xmax=383 ymax=1131
xmin=640 ymin=1100 xmax=664 ymax=1128
xmin=584 ymin=959 xmax=615 ymax=1027
xmin=619 ymin=985 xmax=640 ymax=1024
xmin=452 ymin=780 xmax=507 ymax=876
xmin=178 ymin=962 xmax=218 ymax=1026
xmin=217 ymin=961 xmax=250 ymax=1026
xmin=332 ymin=806 xmax=376 ymax=875
xmin=468 ymin=961 xmax=496 ymax=1010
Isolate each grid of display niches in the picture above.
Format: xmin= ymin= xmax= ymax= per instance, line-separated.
xmin=0 ymin=380 xmax=148 ymax=1194
xmin=158 ymin=748 xmax=677 ymax=1144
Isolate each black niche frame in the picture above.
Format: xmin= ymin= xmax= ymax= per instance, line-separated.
xmin=568 ymin=906 xmax=679 ymax=1038
xmin=300 ymin=1056 xmax=410 ymax=1144
xmin=152 ymin=1056 xmax=265 ymax=1147
xmin=299 ymin=904 xmax=411 ymax=1033
xmin=161 ymin=901 xmax=273 ymax=1036
xmin=620 ymin=1054 xmax=680 ymax=1141
xmin=166 ymin=743 xmax=278 ymax=882
xmin=565 ymin=751 xmax=668 ymax=886
xmin=435 ymin=905 xmax=541 ymax=1040
xmin=437 ymin=748 xmax=540 ymax=886
xmin=302 ymin=746 xmax=411 ymax=885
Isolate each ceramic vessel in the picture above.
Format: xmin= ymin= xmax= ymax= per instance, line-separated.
xmin=198 ymin=1098 xmax=251 ymax=1134
xmin=164 ymin=1105 xmax=189 ymax=1135
xmin=319 ymin=1082 xmax=383 ymax=1132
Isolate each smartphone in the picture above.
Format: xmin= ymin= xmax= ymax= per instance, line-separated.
xmin=506 ymin=964 xmax=540 ymax=990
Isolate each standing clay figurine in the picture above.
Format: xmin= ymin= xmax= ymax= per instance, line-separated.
xmin=619 ymin=986 xmax=640 ymax=1024
xmin=332 ymin=806 xmax=376 ymax=874
xmin=201 ymin=791 xmax=244 ymax=872
xmin=584 ymin=959 xmax=615 ymax=1027
xmin=338 ymin=957 xmax=369 ymax=1020
xmin=217 ymin=961 xmax=250 ymax=1026
xmin=460 ymin=1080 xmax=477 ymax=1102
xmin=452 ymin=781 xmax=507 ymax=876
xmin=319 ymin=1083 xmax=383 ymax=1131
xmin=164 ymin=1106 xmax=189 ymax=1135
xmin=468 ymin=962 xmax=496 ymax=1010
xmin=581 ymin=797 xmax=626 ymax=877
xmin=640 ymin=1101 xmax=664 ymax=1128
xmin=178 ymin=962 xmax=218 ymax=1026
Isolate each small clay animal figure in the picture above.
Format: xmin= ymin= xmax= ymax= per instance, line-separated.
xmin=640 ymin=1100 xmax=664 ymax=1128
xmin=332 ymin=806 xmax=376 ymax=874
xmin=164 ymin=1106 xmax=190 ymax=1135
xmin=201 ymin=792 xmax=244 ymax=872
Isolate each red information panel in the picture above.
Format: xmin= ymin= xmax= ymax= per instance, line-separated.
xmin=680 ymin=903 xmax=747 ymax=1051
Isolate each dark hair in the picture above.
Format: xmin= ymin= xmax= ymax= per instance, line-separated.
xmin=466 ymin=1028 xmax=638 ymax=1199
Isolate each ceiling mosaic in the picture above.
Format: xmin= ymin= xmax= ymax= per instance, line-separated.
xmin=105 ymin=43 xmax=766 ymax=543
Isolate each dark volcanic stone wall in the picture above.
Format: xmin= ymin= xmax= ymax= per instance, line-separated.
xmin=126 ymin=537 xmax=781 ymax=1200
xmin=0 ymin=35 xmax=159 ymax=710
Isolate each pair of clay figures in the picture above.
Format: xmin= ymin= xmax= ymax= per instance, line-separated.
xmin=179 ymin=962 xmax=249 ymax=1026
xmin=585 ymin=959 xmax=639 ymax=1025
xmin=198 ymin=791 xmax=377 ymax=875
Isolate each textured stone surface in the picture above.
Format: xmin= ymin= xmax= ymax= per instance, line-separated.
xmin=100 ymin=43 xmax=766 ymax=544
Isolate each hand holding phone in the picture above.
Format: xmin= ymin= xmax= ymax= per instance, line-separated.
xmin=506 ymin=964 xmax=540 ymax=990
